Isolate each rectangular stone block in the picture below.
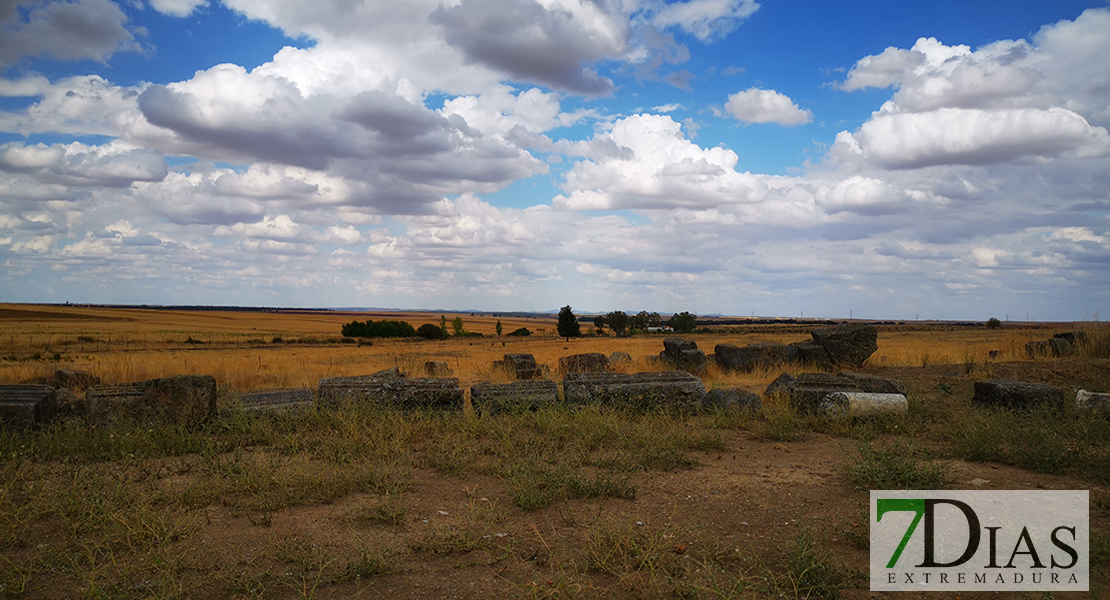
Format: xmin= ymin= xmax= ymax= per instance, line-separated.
xmin=318 ymin=375 xmax=463 ymax=408
xmin=973 ymin=379 xmax=1064 ymax=409
xmin=0 ymin=385 xmax=57 ymax=429
xmin=236 ymin=388 xmax=314 ymax=412
xmin=558 ymin=353 xmax=609 ymax=374
xmin=563 ymin=371 xmax=705 ymax=411
xmin=85 ymin=375 xmax=217 ymax=426
xmin=471 ymin=380 xmax=559 ymax=414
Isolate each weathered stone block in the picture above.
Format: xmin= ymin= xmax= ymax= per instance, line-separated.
xmin=559 ymin=353 xmax=609 ymax=373
xmin=563 ymin=371 xmax=706 ymax=411
xmin=972 ymin=379 xmax=1064 ymax=409
xmin=501 ymin=354 xmax=542 ymax=380
xmin=1048 ymin=338 xmax=1074 ymax=357
xmin=662 ymin=337 xmax=698 ymax=355
xmin=677 ymin=348 xmax=708 ymax=375
xmin=609 ymin=351 xmax=632 ymax=364
xmin=86 ymin=375 xmax=217 ymax=426
xmin=471 ymin=380 xmax=559 ymax=414
xmin=318 ymin=375 xmax=462 ymax=408
xmin=715 ymin=343 xmax=787 ymax=373
xmin=820 ymin=392 xmax=908 ymax=417
xmin=783 ymin=342 xmax=832 ymax=368
xmin=371 ymin=366 xmax=404 ymax=379
xmin=1054 ymin=331 xmax=1089 ymax=347
xmin=1025 ymin=340 xmax=1051 ymax=359
xmin=837 ymin=372 xmax=907 ymax=395
xmin=763 ymin=372 xmax=796 ymax=398
xmin=53 ymin=369 xmax=100 ymax=390
xmin=787 ymin=373 xmax=864 ymax=413
xmin=0 ymin=385 xmax=57 ymax=429
xmin=424 ymin=361 xmax=453 ymax=377
xmin=703 ymin=388 xmax=762 ymax=412
xmin=237 ymin=389 xmax=314 ymax=412
xmin=54 ymin=388 xmax=84 ymax=419
xmin=1076 ymin=389 xmax=1110 ymax=414
xmin=810 ymin=323 xmax=878 ymax=367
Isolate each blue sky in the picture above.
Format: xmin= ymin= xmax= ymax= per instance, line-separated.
xmin=1 ymin=0 xmax=1108 ymax=320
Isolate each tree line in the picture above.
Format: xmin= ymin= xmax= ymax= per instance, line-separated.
xmin=342 ymin=309 xmax=697 ymax=341
xmin=557 ymin=306 xmax=698 ymax=340
xmin=340 ymin=316 xmax=531 ymax=339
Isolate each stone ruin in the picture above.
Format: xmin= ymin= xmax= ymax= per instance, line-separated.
xmin=471 ymin=379 xmax=559 ymax=414
xmin=1077 ymin=390 xmax=1110 ymax=414
xmin=609 ymin=351 xmax=632 ymax=364
xmin=973 ymin=379 xmax=1064 ymax=409
xmin=764 ymin=371 xmax=907 ymax=415
xmin=317 ymin=369 xmax=463 ymax=409
xmin=657 ymin=337 xmax=708 ymax=375
xmin=558 ymin=352 xmax=609 ymax=373
xmin=564 ymin=371 xmax=706 ymax=411
xmin=0 ymin=385 xmax=58 ymax=429
xmin=85 ymin=375 xmax=217 ymax=426
xmin=234 ymin=388 xmax=314 ymax=413
xmin=1026 ymin=331 xmax=1087 ymax=359
xmin=716 ymin=322 xmax=878 ymax=374
xmin=493 ymin=354 xmax=544 ymax=380
xmin=703 ymin=388 xmax=762 ymax=412
xmin=424 ymin=361 xmax=453 ymax=377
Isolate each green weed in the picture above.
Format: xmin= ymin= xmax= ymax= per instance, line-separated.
xmin=844 ymin=439 xmax=951 ymax=490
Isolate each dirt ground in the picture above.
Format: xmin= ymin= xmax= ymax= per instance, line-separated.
xmin=132 ymin=431 xmax=1105 ymax=600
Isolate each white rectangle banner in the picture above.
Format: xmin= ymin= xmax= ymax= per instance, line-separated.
xmin=870 ymin=490 xmax=1088 ymax=592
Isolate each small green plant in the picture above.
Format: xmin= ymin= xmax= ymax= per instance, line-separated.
xmin=844 ymin=440 xmax=951 ymax=490
xmin=336 ymin=550 xmax=392 ymax=581
xmin=754 ymin=400 xmax=806 ymax=442
xmin=778 ymin=529 xmax=850 ymax=599
xmin=355 ymin=494 xmax=408 ymax=526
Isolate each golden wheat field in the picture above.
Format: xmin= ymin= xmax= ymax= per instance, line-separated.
xmin=0 ymin=303 xmax=1097 ymax=394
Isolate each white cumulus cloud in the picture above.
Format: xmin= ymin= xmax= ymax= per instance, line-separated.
xmin=723 ymin=88 xmax=812 ymax=126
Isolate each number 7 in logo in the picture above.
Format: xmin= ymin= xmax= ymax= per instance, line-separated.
xmin=877 ymin=498 xmax=925 ymax=568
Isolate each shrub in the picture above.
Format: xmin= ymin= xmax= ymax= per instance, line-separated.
xmin=507 ymin=327 xmax=532 ymax=337
xmin=417 ymin=324 xmax=446 ymax=340
xmin=341 ymin=319 xmax=416 ymax=338
xmin=986 ymin=317 xmax=1002 ymax=329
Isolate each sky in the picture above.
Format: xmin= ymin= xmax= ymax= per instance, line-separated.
xmin=1 ymin=0 xmax=1108 ymax=321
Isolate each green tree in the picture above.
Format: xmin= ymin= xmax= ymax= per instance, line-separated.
xmin=605 ymin=311 xmax=629 ymax=337
xmin=630 ymin=310 xmax=662 ymax=331
xmin=986 ymin=317 xmax=1002 ymax=329
xmin=557 ymin=305 xmax=581 ymax=341
xmin=667 ymin=311 xmax=697 ymax=334
xmin=440 ymin=315 xmax=448 ymax=338
xmin=495 ymin=319 xmax=503 ymax=337
xmin=593 ymin=315 xmax=606 ymax=336
xmin=417 ymin=323 xmax=446 ymax=339
xmin=451 ymin=316 xmax=465 ymax=336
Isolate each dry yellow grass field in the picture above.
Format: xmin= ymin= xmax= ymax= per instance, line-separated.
xmin=0 ymin=303 xmax=1099 ymax=395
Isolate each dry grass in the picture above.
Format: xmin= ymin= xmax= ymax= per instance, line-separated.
xmin=2 ymin=303 xmax=1106 ymax=394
